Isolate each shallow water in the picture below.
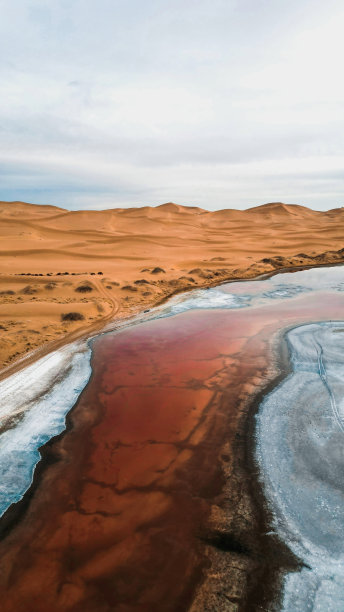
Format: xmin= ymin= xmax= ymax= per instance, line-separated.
xmin=1 ymin=265 xmax=344 ymax=610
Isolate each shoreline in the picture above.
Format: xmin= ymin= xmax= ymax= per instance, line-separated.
xmin=253 ymin=320 xmax=344 ymax=611
xmin=242 ymin=323 xmax=303 ymax=610
xmin=0 ymin=263 xmax=343 ymax=610
xmin=219 ymin=315 xmax=344 ymax=611
xmin=189 ymin=323 xmax=302 ymax=612
xmin=0 ymin=335 xmax=98 ymax=540
xmin=1 ymin=258 xmax=343 ymax=385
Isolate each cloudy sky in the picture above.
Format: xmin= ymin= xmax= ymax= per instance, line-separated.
xmin=1 ymin=0 xmax=343 ymax=210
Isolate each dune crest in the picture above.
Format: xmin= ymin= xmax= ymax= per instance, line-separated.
xmin=0 ymin=199 xmax=344 ymax=374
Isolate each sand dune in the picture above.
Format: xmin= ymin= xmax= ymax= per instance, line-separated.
xmin=0 ymin=199 xmax=343 ymax=373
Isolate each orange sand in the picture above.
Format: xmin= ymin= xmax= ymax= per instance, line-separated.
xmin=1 ymin=200 xmax=343 ymax=375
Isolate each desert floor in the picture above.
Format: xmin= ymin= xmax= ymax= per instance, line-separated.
xmin=1 ymin=200 xmax=343 ymax=376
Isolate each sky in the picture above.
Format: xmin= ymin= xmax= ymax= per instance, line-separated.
xmin=1 ymin=0 xmax=344 ymax=211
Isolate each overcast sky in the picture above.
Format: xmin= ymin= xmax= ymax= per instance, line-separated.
xmin=1 ymin=0 xmax=343 ymax=210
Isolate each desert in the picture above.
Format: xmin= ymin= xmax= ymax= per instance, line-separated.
xmin=1 ymin=200 xmax=344 ymax=376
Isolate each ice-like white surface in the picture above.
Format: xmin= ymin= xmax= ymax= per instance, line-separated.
xmin=261 ymin=284 xmax=310 ymax=300
xmin=157 ymin=265 xmax=344 ymax=318
xmin=256 ymin=322 xmax=344 ymax=612
xmin=0 ymin=342 xmax=92 ymax=516
xmin=160 ymin=287 xmax=251 ymax=315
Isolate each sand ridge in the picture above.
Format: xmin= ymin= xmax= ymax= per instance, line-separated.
xmin=1 ymin=199 xmax=344 ymax=373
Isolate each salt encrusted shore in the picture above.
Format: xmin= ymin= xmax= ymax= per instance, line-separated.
xmin=256 ymin=322 xmax=344 ymax=612
xmin=0 ymin=341 xmax=92 ymax=516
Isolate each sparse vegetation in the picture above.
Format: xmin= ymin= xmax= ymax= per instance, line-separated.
xmin=121 ymin=285 xmax=138 ymax=292
xmin=75 ymin=285 xmax=93 ymax=293
xmin=61 ymin=312 xmax=85 ymax=322
xmin=21 ymin=285 xmax=38 ymax=295
xmin=151 ymin=267 xmax=165 ymax=274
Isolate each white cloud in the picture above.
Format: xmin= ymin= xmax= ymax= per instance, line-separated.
xmin=0 ymin=0 xmax=343 ymax=210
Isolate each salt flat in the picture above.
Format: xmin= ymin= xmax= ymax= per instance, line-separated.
xmin=256 ymin=321 xmax=344 ymax=611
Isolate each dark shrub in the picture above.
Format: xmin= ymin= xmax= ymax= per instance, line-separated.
xmin=61 ymin=312 xmax=85 ymax=322
xmin=21 ymin=285 xmax=38 ymax=295
xmin=121 ymin=285 xmax=138 ymax=292
xmin=151 ymin=267 xmax=165 ymax=274
xmin=75 ymin=285 xmax=93 ymax=293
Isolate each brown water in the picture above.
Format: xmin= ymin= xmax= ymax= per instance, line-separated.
xmin=0 ymin=266 xmax=344 ymax=611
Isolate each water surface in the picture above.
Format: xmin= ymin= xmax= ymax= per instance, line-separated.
xmin=0 ymin=265 xmax=344 ymax=610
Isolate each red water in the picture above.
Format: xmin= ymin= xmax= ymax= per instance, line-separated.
xmin=0 ymin=291 xmax=343 ymax=611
